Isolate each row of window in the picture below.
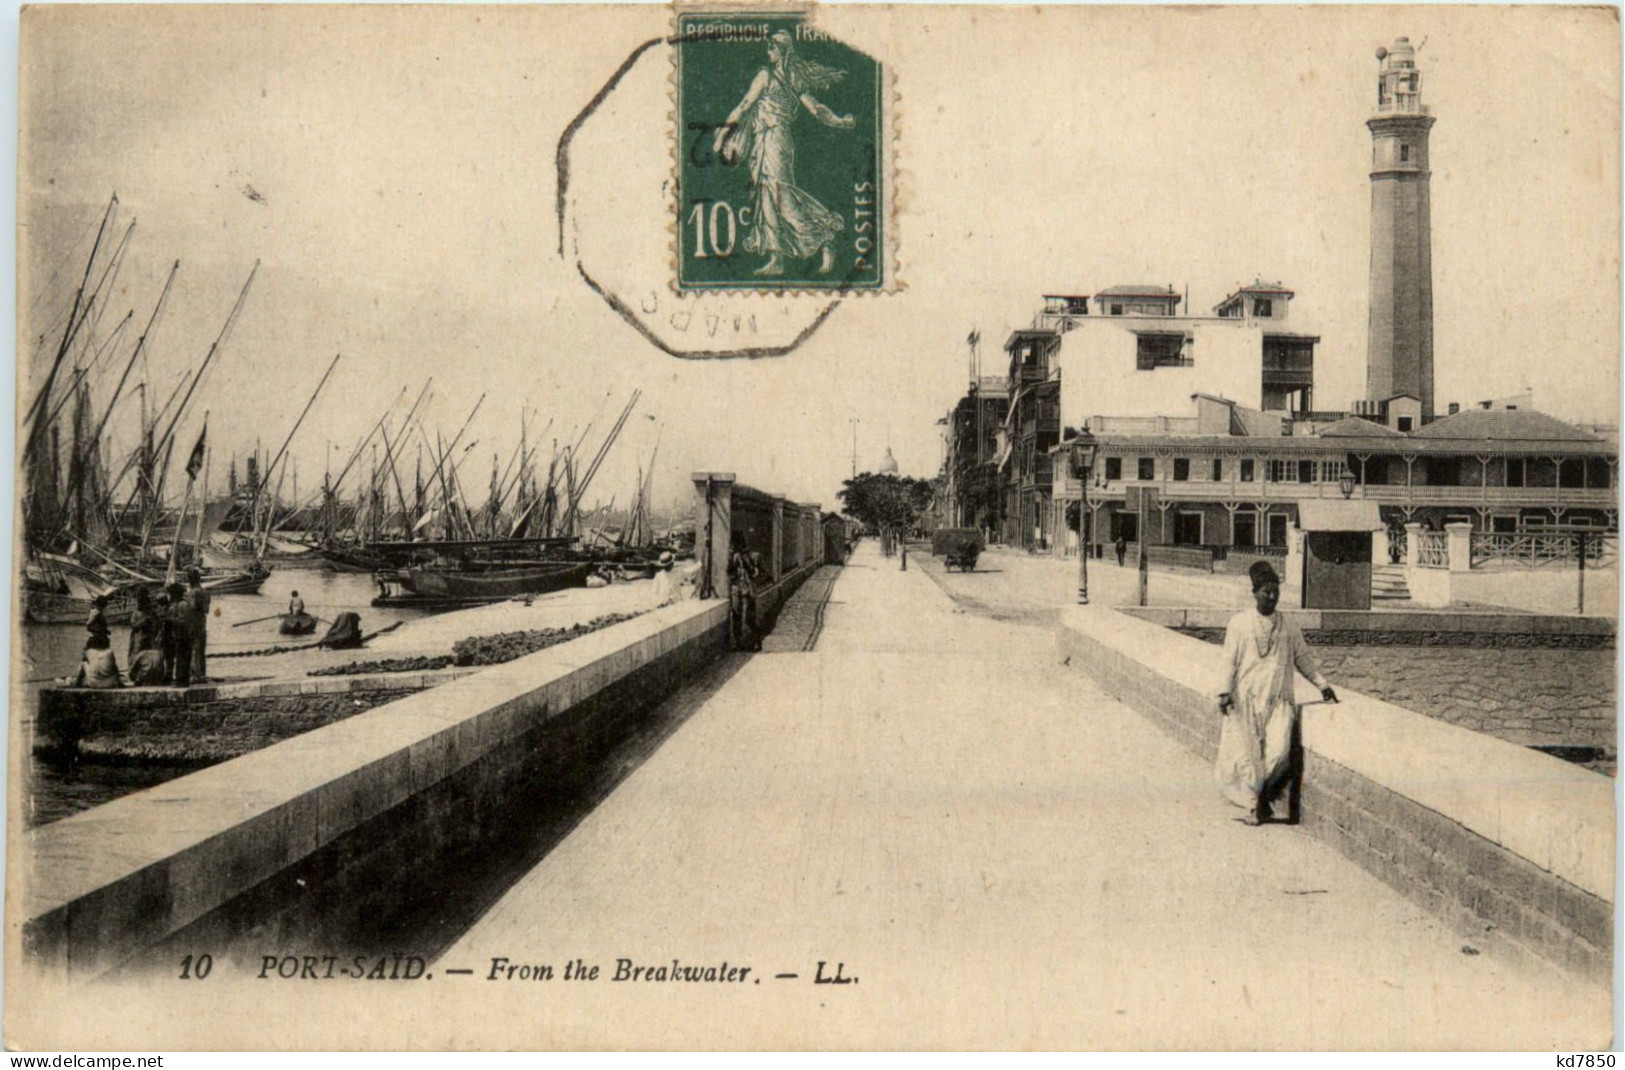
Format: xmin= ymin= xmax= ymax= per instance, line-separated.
xmin=1216 ymin=298 xmax=1275 ymax=319
xmin=1090 ymin=455 xmax=1614 ymax=487
xmin=1102 ymin=456 xmax=1350 ymax=484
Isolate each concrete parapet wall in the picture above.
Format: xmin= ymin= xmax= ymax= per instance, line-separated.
xmin=1056 ymin=606 xmax=1613 ymax=984
xmin=23 ymin=599 xmax=729 ymax=979
xmin=34 ymin=669 xmax=479 ymax=758
xmin=1406 ymin=563 xmax=1452 ymax=607
xmin=1454 ymin=568 xmax=1620 ymax=618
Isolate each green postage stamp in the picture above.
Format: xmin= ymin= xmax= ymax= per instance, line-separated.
xmin=674 ymin=10 xmax=893 ymax=293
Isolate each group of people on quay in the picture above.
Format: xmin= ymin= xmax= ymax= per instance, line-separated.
xmin=69 ymin=569 xmax=212 ymax=689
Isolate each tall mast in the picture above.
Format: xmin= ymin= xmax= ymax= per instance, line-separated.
xmin=155 ymin=260 xmax=258 ymax=461
xmin=25 ymin=193 xmax=118 ymax=463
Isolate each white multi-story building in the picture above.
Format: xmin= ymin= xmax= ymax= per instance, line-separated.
xmin=1052 ymin=282 xmax=1320 ymax=433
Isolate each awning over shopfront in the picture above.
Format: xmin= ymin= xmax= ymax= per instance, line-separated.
xmin=1296 ymin=499 xmax=1383 ymax=532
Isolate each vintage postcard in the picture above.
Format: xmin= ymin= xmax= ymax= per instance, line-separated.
xmin=6 ymin=3 xmax=1620 ymax=1052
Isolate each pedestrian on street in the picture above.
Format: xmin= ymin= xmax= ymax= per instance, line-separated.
xmin=128 ymin=587 xmax=160 ymax=664
xmin=164 ymin=582 xmax=192 ymax=688
xmin=1115 ymin=534 xmax=1127 ymax=567
xmin=153 ymin=591 xmax=172 ymax=683
xmin=186 ymin=568 xmax=211 ymax=683
xmin=1214 ymin=561 xmax=1337 ymax=826
xmin=727 ymin=532 xmax=762 ymax=651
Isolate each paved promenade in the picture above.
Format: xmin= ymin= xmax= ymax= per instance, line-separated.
xmin=440 ymin=542 xmax=1607 ymax=1049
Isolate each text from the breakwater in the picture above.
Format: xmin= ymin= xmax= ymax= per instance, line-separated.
xmin=476 ymin=957 xmax=858 ymax=985
xmin=198 ymin=954 xmax=859 ymax=986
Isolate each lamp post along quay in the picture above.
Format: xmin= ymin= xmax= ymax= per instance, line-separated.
xmin=1069 ymin=431 xmax=1098 ymax=605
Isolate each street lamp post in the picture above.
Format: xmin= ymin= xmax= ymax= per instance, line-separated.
xmin=1069 ymin=431 xmax=1099 ymax=606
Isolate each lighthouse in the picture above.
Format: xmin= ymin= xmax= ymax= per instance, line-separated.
xmin=1364 ymin=36 xmax=1437 ymax=423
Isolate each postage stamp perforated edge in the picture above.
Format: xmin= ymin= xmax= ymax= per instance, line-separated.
xmin=666 ymin=1 xmax=903 ymax=298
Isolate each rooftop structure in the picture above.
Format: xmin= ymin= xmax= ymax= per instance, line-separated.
xmin=1214 ymin=281 xmax=1296 ymax=322
xmin=1093 ymin=285 xmax=1182 ymax=318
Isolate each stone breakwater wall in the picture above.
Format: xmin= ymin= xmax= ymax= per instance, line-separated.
xmin=1122 ymin=605 xmax=1616 ymax=643
xmin=23 ymin=557 xmax=823 ymax=980
xmin=34 ymin=671 xmax=476 ymax=762
xmin=22 ymin=599 xmax=726 ymax=979
xmin=1057 ymin=605 xmax=1613 ymax=986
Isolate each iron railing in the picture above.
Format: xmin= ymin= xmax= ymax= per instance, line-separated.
xmin=1470 ymin=532 xmax=1617 ymax=569
xmin=1415 ymin=531 xmax=1449 ymax=568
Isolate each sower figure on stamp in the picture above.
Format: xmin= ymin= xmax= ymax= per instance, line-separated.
xmin=714 ymin=30 xmax=855 ymax=277
xmin=1215 ymin=561 xmax=1337 ymax=826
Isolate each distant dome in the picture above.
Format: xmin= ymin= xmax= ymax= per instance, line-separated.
xmin=877 ymin=447 xmax=899 ymax=475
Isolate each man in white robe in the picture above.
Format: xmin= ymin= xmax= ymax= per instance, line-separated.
xmin=1215 ymin=561 xmax=1337 ymax=824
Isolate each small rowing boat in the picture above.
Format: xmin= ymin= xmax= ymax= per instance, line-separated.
xmin=279 ymin=610 xmax=318 ymax=636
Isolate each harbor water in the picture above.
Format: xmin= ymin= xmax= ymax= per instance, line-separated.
xmin=22 ymin=569 xmax=433 ymax=828
xmin=21 ymin=564 xmax=693 ymax=827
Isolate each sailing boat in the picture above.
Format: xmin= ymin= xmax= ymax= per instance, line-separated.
xmin=206 ymin=355 xmax=346 ymax=571
xmin=20 ymin=203 xmax=269 ymax=620
xmin=370 ymin=394 xmax=651 ymax=609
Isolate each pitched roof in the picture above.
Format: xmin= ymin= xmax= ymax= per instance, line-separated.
xmin=1412 ymin=409 xmax=1600 ymax=443
xmin=1318 ymin=416 xmax=1403 ymax=438
xmin=1004 ymin=327 xmax=1058 ymax=348
xmin=1095 ymin=284 xmax=1179 ymax=298
xmin=1215 ymin=282 xmax=1296 ymax=309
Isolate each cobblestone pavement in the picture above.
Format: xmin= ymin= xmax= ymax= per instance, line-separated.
xmin=760 ymin=565 xmax=842 ymax=653
xmin=916 ymin=542 xmax=1263 ymax=623
xmin=441 ymin=540 xmax=1606 ymax=1048
xmin=1312 ymin=645 xmax=1617 ymax=752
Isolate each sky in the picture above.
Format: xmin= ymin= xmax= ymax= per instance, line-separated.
xmin=17 ymin=4 xmax=1621 ymax=518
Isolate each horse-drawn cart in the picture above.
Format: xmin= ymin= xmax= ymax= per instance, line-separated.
xmin=933 ymin=528 xmax=984 ymax=573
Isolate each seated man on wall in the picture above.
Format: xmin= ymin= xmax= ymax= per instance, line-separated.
xmin=70 ymin=634 xmax=123 ymax=689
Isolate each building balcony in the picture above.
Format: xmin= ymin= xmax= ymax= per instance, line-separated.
xmin=1359 ymin=484 xmax=1616 ymax=507
xmin=1037 ymin=312 xmax=1087 ymax=333
xmin=1082 ymin=479 xmax=1617 ymax=509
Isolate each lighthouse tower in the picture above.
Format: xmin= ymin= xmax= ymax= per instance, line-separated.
xmin=1365 ymin=36 xmax=1437 ymax=423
